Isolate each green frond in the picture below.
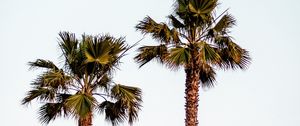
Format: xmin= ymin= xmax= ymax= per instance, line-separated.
xmin=66 ymin=93 xmax=95 ymax=118
xmin=175 ymin=0 xmax=217 ymax=26
xmin=39 ymin=70 xmax=71 ymax=90
xmin=82 ymin=34 xmax=129 ymax=75
xmin=175 ymin=0 xmax=189 ymax=14
xmin=111 ymin=84 xmax=142 ymax=124
xmin=136 ymin=16 xmax=177 ymax=44
xmin=215 ymin=37 xmax=251 ymax=70
xmin=22 ymin=87 xmax=56 ymax=105
xmin=187 ymin=0 xmax=218 ymax=15
xmin=38 ymin=102 xmax=67 ymax=124
xmin=108 ymin=37 xmax=128 ymax=56
xmin=59 ymin=31 xmax=83 ymax=76
xmin=84 ymin=36 xmax=111 ymax=65
xmin=59 ymin=31 xmax=79 ymax=63
xmin=98 ymin=93 xmax=141 ymax=126
xmin=98 ymin=100 xmax=126 ymax=126
xmin=126 ymin=100 xmax=141 ymax=125
xmin=85 ymin=51 xmax=110 ymax=65
xmin=134 ymin=45 xmax=168 ymax=67
xmin=171 ymin=28 xmax=181 ymax=44
xmin=212 ymin=14 xmax=236 ymax=35
xmin=199 ymin=63 xmax=216 ymax=87
xmin=166 ymin=46 xmax=191 ymax=68
xmin=198 ymin=41 xmax=221 ymax=63
xmin=111 ymin=84 xmax=142 ymax=102
xmin=28 ymin=59 xmax=59 ymax=71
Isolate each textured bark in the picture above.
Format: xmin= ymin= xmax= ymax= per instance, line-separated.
xmin=184 ymin=67 xmax=200 ymax=126
xmin=78 ymin=113 xmax=92 ymax=126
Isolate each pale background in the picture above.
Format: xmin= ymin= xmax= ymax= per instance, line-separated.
xmin=1 ymin=0 xmax=300 ymax=126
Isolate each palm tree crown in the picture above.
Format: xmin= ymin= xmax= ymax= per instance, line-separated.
xmin=135 ymin=0 xmax=250 ymax=126
xmin=22 ymin=32 xmax=142 ymax=126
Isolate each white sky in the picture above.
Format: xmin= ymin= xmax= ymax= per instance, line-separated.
xmin=1 ymin=0 xmax=300 ymax=126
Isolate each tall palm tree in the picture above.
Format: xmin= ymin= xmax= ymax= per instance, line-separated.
xmin=22 ymin=32 xmax=142 ymax=126
xmin=134 ymin=0 xmax=250 ymax=126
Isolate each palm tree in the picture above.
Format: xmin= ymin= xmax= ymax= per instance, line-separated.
xmin=22 ymin=32 xmax=142 ymax=126
xmin=134 ymin=0 xmax=250 ymax=126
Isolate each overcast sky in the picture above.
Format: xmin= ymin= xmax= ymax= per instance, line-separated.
xmin=1 ymin=0 xmax=300 ymax=126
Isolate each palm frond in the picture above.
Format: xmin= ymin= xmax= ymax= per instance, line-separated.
xmin=28 ymin=69 xmax=72 ymax=91
xmin=83 ymin=34 xmax=129 ymax=75
xmin=65 ymin=93 xmax=95 ymax=118
xmin=111 ymin=84 xmax=142 ymax=125
xmin=22 ymin=87 xmax=56 ymax=105
xmin=38 ymin=102 xmax=67 ymax=124
xmin=28 ymin=59 xmax=59 ymax=71
xmin=212 ymin=14 xmax=236 ymax=35
xmin=56 ymin=93 xmax=72 ymax=117
xmin=126 ymin=99 xmax=141 ymax=125
xmin=171 ymin=28 xmax=181 ymax=44
xmin=175 ymin=0 xmax=217 ymax=26
xmin=41 ymin=70 xmax=71 ymax=89
xmin=84 ymin=36 xmax=111 ymax=65
xmin=59 ymin=31 xmax=84 ymax=77
xmin=134 ymin=45 xmax=168 ymax=67
xmin=199 ymin=63 xmax=216 ymax=87
xmin=215 ymin=37 xmax=251 ymax=70
xmin=111 ymin=84 xmax=142 ymax=102
xmin=98 ymin=100 xmax=127 ymax=126
xmin=136 ymin=16 xmax=178 ymax=44
xmin=108 ymin=36 xmax=127 ymax=57
xmin=197 ymin=41 xmax=221 ymax=63
xmin=186 ymin=0 xmax=218 ymax=15
xmin=166 ymin=46 xmax=191 ymax=68
xmin=59 ymin=32 xmax=79 ymax=63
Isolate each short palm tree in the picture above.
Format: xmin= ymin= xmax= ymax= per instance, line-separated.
xmin=22 ymin=32 xmax=142 ymax=126
xmin=134 ymin=0 xmax=250 ymax=126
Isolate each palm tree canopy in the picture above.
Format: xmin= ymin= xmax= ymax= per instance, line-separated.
xmin=22 ymin=32 xmax=142 ymax=126
xmin=135 ymin=0 xmax=251 ymax=87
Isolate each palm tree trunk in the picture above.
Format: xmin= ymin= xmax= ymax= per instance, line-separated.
xmin=78 ymin=112 xmax=92 ymax=126
xmin=184 ymin=66 xmax=200 ymax=126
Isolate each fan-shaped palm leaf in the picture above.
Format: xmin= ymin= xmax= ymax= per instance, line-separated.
xmin=167 ymin=46 xmax=191 ymax=68
xmin=212 ymin=14 xmax=236 ymax=35
xmin=197 ymin=41 xmax=221 ymax=63
xmin=22 ymin=87 xmax=56 ymax=105
xmin=135 ymin=45 xmax=168 ymax=67
xmin=136 ymin=16 xmax=179 ymax=44
xmin=29 ymin=59 xmax=59 ymax=71
xmin=111 ymin=84 xmax=142 ymax=124
xmin=84 ymin=36 xmax=111 ymax=65
xmin=66 ymin=93 xmax=96 ymax=118
xmin=38 ymin=102 xmax=66 ymax=124
xmin=98 ymin=100 xmax=126 ymax=126
xmin=59 ymin=32 xmax=79 ymax=64
xmin=216 ymin=37 xmax=251 ymax=69
xmin=199 ymin=63 xmax=216 ymax=87
xmin=42 ymin=70 xmax=72 ymax=89
xmin=111 ymin=84 xmax=142 ymax=102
